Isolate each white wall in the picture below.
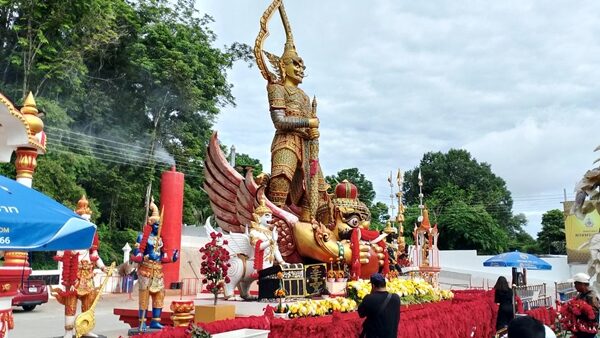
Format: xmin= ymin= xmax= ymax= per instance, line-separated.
xmin=439 ymin=250 xmax=589 ymax=296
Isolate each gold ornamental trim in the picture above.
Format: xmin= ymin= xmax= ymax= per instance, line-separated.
xmin=0 ymin=92 xmax=46 ymax=153
xmin=0 ymin=93 xmax=30 ymax=134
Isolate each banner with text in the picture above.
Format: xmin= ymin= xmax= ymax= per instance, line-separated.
xmin=565 ymin=201 xmax=600 ymax=264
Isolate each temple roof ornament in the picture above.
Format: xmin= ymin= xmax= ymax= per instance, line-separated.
xmin=0 ymin=91 xmax=46 ymax=162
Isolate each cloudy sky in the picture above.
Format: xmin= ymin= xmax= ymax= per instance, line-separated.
xmin=197 ymin=0 xmax=600 ymax=238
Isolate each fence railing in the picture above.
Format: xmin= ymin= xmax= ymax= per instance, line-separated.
xmin=555 ymin=281 xmax=577 ymax=302
xmin=523 ymin=295 xmax=553 ymax=311
xmin=514 ymin=283 xmax=546 ymax=300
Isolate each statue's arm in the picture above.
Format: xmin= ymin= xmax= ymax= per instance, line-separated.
xmin=268 ymin=84 xmax=317 ymax=131
xmin=270 ymin=109 xmax=312 ymax=130
xmin=293 ymin=224 xmax=372 ymax=264
xmin=130 ymin=233 xmax=144 ymax=263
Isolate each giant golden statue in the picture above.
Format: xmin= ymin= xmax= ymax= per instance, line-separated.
xmin=203 ymin=0 xmax=387 ymax=280
xmin=254 ymin=0 xmax=329 ymax=222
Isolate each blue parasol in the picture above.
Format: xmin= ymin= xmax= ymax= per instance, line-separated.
xmin=483 ymin=250 xmax=552 ymax=270
xmin=0 ymin=175 xmax=96 ymax=251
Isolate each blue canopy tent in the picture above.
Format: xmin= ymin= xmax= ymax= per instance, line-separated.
xmin=0 ymin=175 xmax=96 ymax=251
xmin=484 ymin=250 xmax=552 ymax=318
xmin=483 ymin=251 xmax=552 ymax=270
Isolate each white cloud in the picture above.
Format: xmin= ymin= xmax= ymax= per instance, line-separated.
xmin=199 ymin=0 xmax=600 ymax=238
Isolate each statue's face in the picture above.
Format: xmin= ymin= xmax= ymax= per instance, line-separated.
xmin=336 ymin=213 xmax=370 ymax=240
xmin=283 ymin=56 xmax=305 ymax=85
xmin=151 ymin=222 xmax=160 ymax=234
xmin=259 ymin=213 xmax=272 ymax=227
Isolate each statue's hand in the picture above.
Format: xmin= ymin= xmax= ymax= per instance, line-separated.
xmin=359 ymin=243 xmax=371 ymax=264
xmin=308 ymin=128 xmax=320 ymax=140
xmin=130 ymin=253 xmax=143 ymax=263
xmin=272 ymin=228 xmax=279 ymax=242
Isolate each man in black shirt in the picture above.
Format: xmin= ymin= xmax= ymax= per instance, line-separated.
xmin=357 ymin=273 xmax=401 ymax=338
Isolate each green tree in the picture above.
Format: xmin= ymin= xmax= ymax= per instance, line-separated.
xmin=0 ymin=0 xmax=251 ymax=267
xmin=235 ymin=153 xmax=263 ymax=177
xmin=403 ymin=149 xmax=522 ymax=254
xmin=537 ymin=209 xmax=566 ymax=254
xmin=506 ymin=213 xmax=539 ymax=253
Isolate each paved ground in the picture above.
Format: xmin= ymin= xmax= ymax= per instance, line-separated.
xmin=12 ymin=292 xmax=274 ymax=338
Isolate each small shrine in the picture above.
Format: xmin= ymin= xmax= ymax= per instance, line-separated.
xmin=410 ymin=170 xmax=441 ymax=286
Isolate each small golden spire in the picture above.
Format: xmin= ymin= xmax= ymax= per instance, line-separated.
xmin=20 ymin=92 xmax=43 ymax=135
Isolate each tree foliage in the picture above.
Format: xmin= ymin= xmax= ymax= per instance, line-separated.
xmin=0 ymin=0 xmax=251 ymax=268
xmin=537 ymin=209 xmax=566 ymax=254
xmin=403 ymin=149 xmax=535 ymax=254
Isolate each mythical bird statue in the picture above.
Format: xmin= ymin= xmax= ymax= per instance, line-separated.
xmin=204 ymin=133 xmax=386 ymax=280
xmin=204 ymin=198 xmax=286 ymax=300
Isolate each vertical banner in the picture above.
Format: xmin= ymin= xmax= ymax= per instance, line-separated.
xmin=564 ymin=201 xmax=600 ymax=264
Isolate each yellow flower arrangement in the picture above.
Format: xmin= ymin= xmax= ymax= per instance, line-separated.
xmin=347 ymin=277 xmax=454 ymax=305
xmin=288 ymin=297 xmax=358 ymax=318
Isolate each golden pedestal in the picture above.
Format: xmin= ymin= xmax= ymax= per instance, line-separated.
xmin=171 ymin=300 xmax=194 ymax=327
xmin=194 ymin=304 xmax=235 ymax=324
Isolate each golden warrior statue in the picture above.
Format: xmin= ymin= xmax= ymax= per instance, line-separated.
xmin=254 ymin=0 xmax=329 ymax=222
xmin=52 ymin=196 xmax=106 ymax=338
xmin=130 ymin=199 xmax=179 ymax=331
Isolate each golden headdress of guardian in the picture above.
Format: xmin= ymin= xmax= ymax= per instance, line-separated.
xmin=148 ymin=197 xmax=160 ymax=224
xmin=254 ymin=197 xmax=272 ymax=218
xmin=254 ymin=0 xmax=300 ymax=84
xmin=75 ymin=195 xmax=92 ymax=216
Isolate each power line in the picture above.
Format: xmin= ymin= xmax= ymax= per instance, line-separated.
xmin=45 ymin=142 xmax=203 ymax=178
xmin=46 ymin=137 xmax=204 ymax=174
xmin=45 ymin=129 xmax=205 ymax=172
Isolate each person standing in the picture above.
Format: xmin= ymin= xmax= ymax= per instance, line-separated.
xmin=358 ymin=273 xmax=401 ymax=338
xmin=494 ymin=276 xmax=515 ymax=331
xmin=572 ymin=272 xmax=600 ymax=338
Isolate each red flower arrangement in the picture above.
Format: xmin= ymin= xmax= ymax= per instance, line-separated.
xmin=200 ymin=232 xmax=231 ymax=305
xmin=559 ymin=298 xmax=598 ymax=334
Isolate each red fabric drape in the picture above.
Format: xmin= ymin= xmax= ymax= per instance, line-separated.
xmin=129 ymin=290 xmax=498 ymax=338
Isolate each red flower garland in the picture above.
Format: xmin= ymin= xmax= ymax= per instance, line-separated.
xmin=252 ymin=240 xmax=264 ymax=278
xmin=199 ymin=232 xmax=231 ymax=305
xmin=560 ymin=298 xmax=598 ymax=334
xmin=53 ymin=251 xmax=79 ymax=297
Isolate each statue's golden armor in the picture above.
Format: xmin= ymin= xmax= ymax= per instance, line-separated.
xmin=267 ymin=83 xmax=328 ymax=221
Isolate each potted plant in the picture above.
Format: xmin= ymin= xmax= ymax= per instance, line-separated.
xmin=195 ymin=232 xmax=235 ymax=323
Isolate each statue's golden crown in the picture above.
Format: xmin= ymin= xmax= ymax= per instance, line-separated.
xmin=254 ymin=198 xmax=272 ymax=216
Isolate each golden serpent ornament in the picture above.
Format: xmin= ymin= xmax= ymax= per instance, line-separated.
xmin=74 ymin=262 xmax=116 ymax=338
